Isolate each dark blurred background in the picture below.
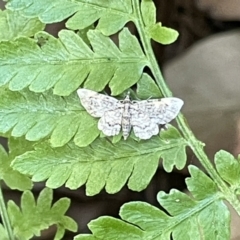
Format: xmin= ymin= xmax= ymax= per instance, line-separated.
xmin=1 ymin=0 xmax=240 ymax=239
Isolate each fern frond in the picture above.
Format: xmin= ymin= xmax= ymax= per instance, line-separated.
xmin=0 ymin=88 xmax=101 ymax=147
xmin=0 ymin=9 xmax=45 ymax=41
xmin=6 ymin=0 xmax=133 ymax=35
xmin=0 ymin=29 xmax=147 ymax=96
xmin=0 ymin=224 xmax=8 ymax=240
xmin=215 ymin=150 xmax=240 ymax=188
xmin=8 ymin=188 xmax=77 ymax=239
xmin=0 ymin=139 xmax=32 ymax=191
xmin=74 ymin=166 xmax=230 ymax=240
xmin=11 ymin=126 xmax=187 ymax=196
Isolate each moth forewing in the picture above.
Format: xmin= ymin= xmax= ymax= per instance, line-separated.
xmin=77 ymin=88 xmax=121 ymax=118
xmin=160 ymin=97 xmax=184 ymax=121
xmin=161 ymin=97 xmax=184 ymax=111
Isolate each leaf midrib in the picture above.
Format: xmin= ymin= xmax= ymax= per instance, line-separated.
xmin=28 ymin=142 xmax=185 ymax=165
xmin=0 ymin=108 xmax=82 ymax=115
xmin=64 ymin=142 xmax=186 ymax=163
xmin=75 ymin=0 xmax=133 ymax=17
xmin=0 ymin=58 xmax=148 ymax=65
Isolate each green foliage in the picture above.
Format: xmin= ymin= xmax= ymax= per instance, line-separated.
xmin=141 ymin=0 xmax=156 ymax=27
xmin=215 ymin=150 xmax=240 ymax=188
xmin=0 ymin=224 xmax=8 ymax=240
xmin=3 ymin=0 xmax=178 ymax=96
xmin=0 ymin=28 xmax=147 ymax=96
xmin=140 ymin=0 xmax=178 ymax=44
xmin=11 ymin=126 xmax=187 ymax=196
xmin=0 ymin=139 xmax=32 ymax=191
xmin=74 ymin=166 xmax=230 ymax=240
xmin=136 ymin=73 xmax=163 ymax=99
xmin=6 ymin=0 xmax=133 ymax=35
xmin=148 ymin=23 xmax=179 ymax=45
xmin=0 ymin=9 xmax=45 ymax=42
xmin=0 ymin=88 xmax=100 ymax=147
xmin=0 ymin=79 xmax=182 ymax=148
xmin=0 ymin=88 xmax=180 ymax=147
xmin=7 ymin=188 xmax=77 ymax=239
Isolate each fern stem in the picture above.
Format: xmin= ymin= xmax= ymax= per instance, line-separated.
xmin=132 ymin=0 xmax=240 ymax=215
xmin=0 ymin=182 xmax=15 ymax=240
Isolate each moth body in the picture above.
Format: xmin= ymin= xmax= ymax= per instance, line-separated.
xmin=121 ymin=93 xmax=131 ymax=140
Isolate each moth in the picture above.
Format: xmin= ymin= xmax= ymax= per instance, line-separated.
xmin=77 ymin=88 xmax=184 ymax=140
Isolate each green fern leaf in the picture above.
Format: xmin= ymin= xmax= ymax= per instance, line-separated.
xmin=147 ymin=23 xmax=179 ymax=45
xmin=0 ymin=88 xmax=100 ymax=147
xmin=136 ymin=73 xmax=163 ymax=99
xmin=8 ymin=137 xmax=35 ymax=159
xmin=1 ymin=89 xmax=181 ymax=148
xmin=0 ymin=9 xmax=45 ymax=41
xmin=214 ymin=150 xmax=240 ymax=187
xmin=140 ymin=0 xmax=156 ymax=27
xmin=0 ymin=139 xmax=32 ymax=191
xmin=74 ymin=166 xmax=230 ymax=239
xmin=6 ymin=0 xmax=133 ymax=35
xmin=75 ymin=217 xmax=143 ymax=240
xmin=0 ymin=28 xmax=147 ymax=96
xmin=0 ymin=224 xmax=8 ymax=240
xmin=7 ymin=188 xmax=77 ymax=240
xmin=11 ymin=126 xmax=187 ymax=196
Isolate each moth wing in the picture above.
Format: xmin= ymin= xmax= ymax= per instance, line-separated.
xmin=132 ymin=97 xmax=183 ymax=124
xmin=130 ymin=105 xmax=159 ymax=140
xmin=98 ymin=108 xmax=124 ymax=137
xmin=77 ymin=88 xmax=121 ymax=117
